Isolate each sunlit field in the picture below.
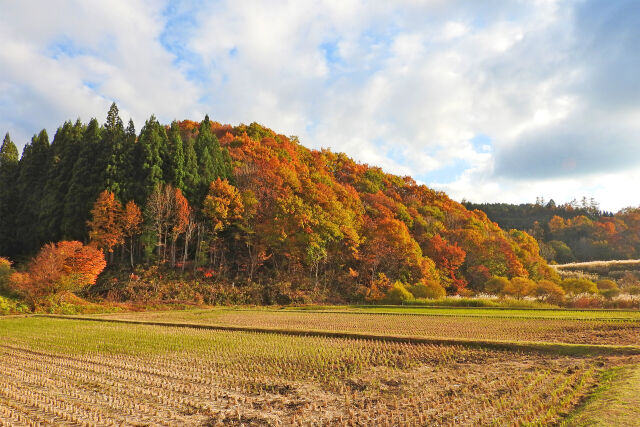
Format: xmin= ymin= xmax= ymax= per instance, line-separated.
xmin=2 ymin=310 xmax=639 ymax=425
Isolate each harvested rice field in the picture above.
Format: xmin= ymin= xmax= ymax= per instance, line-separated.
xmin=94 ymin=307 xmax=640 ymax=346
xmin=1 ymin=312 xmax=639 ymax=425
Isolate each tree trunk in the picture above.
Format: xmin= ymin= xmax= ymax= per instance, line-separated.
xmin=130 ymin=237 xmax=135 ymax=268
xmin=193 ymin=224 xmax=201 ymax=272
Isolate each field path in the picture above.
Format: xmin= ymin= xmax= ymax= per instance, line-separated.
xmin=564 ymin=364 xmax=640 ymax=426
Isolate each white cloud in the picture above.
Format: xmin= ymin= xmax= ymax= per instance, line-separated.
xmin=0 ymin=0 xmax=638 ymax=212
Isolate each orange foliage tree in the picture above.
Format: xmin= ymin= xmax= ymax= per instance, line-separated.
xmin=88 ymin=190 xmax=124 ymax=256
xmin=202 ymin=178 xmax=244 ymax=270
xmin=202 ymin=178 xmax=244 ymax=232
xmin=121 ymin=200 xmax=143 ymax=267
xmin=9 ymin=241 xmax=106 ymax=307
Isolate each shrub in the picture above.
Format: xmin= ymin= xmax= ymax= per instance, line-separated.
xmin=628 ymin=286 xmax=640 ymax=296
xmin=0 ymin=257 xmax=14 ymax=296
xmin=560 ymin=278 xmax=598 ymax=295
xmin=9 ymin=241 xmax=106 ymax=308
xmin=364 ymin=273 xmax=393 ymax=303
xmin=503 ymin=277 xmax=537 ymax=299
xmin=535 ymin=280 xmax=565 ymax=301
xmin=0 ymin=295 xmax=30 ymax=315
xmin=596 ymin=279 xmax=618 ymax=291
xmin=600 ymin=288 xmax=621 ymax=300
xmin=484 ymin=276 xmax=510 ymax=295
xmin=408 ymin=280 xmax=446 ymax=299
xmin=383 ymin=281 xmax=414 ymax=305
xmin=571 ymin=295 xmax=604 ymax=309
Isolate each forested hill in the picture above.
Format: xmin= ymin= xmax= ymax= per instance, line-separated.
xmin=464 ymin=201 xmax=640 ymax=263
xmin=0 ymin=103 xmax=557 ymax=301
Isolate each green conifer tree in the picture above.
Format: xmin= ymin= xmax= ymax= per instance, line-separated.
xmin=40 ymin=120 xmax=84 ymax=242
xmin=136 ymin=115 xmax=166 ymax=203
xmin=182 ymin=136 xmax=200 ymax=206
xmin=0 ymin=133 xmax=20 ymax=256
xmin=16 ymin=130 xmax=50 ymax=253
xmin=164 ymin=121 xmax=185 ymax=191
xmin=194 ymin=115 xmax=231 ymax=204
xmin=103 ymin=103 xmax=126 ymax=198
xmin=63 ymin=119 xmax=102 ymax=240
xmin=121 ymin=119 xmax=137 ymax=203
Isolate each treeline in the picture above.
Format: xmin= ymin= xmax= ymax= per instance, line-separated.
xmin=464 ymin=201 xmax=640 ymax=263
xmin=0 ymin=104 xmax=558 ymax=303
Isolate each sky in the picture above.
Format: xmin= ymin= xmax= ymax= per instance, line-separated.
xmin=1 ymin=0 xmax=639 ymax=213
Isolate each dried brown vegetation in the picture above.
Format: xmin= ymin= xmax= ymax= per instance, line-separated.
xmin=0 ymin=317 xmax=624 ymax=426
xmin=99 ymin=309 xmax=640 ymax=346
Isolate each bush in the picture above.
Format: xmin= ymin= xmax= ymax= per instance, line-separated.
xmin=628 ymin=286 xmax=640 ymax=296
xmin=503 ymin=277 xmax=537 ymax=299
xmin=364 ymin=273 xmax=393 ymax=303
xmin=600 ymin=288 xmax=621 ymax=300
xmin=9 ymin=241 xmax=106 ymax=307
xmin=535 ymin=279 xmax=565 ymax=303
xmin=560 ymin=278 xmax=598 ymax=295
xmin=596 ymin=279 xmax=618 ymax=291
xmin=383 ymin=281 xmax=414 ymax=304
xmin=484 ymin=276 xmax=510 ymax=295
xmin=408 ymin=280 xmax=446 ymax=299
xmin=0 ymin=295 xmax=30 ymax=315
xmin=0 ymin=257 xmax=14 ymax=296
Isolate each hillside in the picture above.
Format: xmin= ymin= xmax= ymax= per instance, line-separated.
xmin=0 ymin=104 xmax=557 ymax=304
xmin=465 ymin=202 xmax=640 ymax=263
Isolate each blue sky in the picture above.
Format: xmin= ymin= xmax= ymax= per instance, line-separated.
xmin=1 ymin=0 xmax=639 ymax=212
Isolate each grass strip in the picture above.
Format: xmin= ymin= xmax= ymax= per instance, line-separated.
xmin=561 ymin=364 xmax=640 ymax=426
xmin=36 ymin=314 xmax=640 ymax=357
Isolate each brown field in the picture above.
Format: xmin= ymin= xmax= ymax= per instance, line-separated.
xmin=94 ymin=309 xmax=640 ymax=346
xmin=0 ymin=317 xmax=631 ymax=426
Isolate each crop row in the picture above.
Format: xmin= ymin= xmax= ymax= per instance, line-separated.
xmin=99 ymin=309 xmax=640 ymax=346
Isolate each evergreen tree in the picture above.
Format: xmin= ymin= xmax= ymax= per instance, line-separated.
xmin=164 ymin=121 xmax=185 ymax=191
xmin=63 ymin=119 xmax=102 ymax=240
xmin=16 ymin=130 xmax=50 ymax=254
xmin=194 ymin=115 xmax=231 ymax=204
xmin=40 ymin=120 xmax=84 ymax=242
xmin=0 ymin=133 xmax=20 ymax=256
xmin=136 ymin=115 xmax=166 ymax=203
xmin=103 ymin=103 xmax=126 ymax=198
xmin=121 ymin=119 xmax=137 ymax=203
xmin=182 ymin=136 xmax=200 ymax=206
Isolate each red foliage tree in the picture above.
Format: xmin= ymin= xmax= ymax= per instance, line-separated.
xmin=424 ymin=234 xmax=467 ymax=293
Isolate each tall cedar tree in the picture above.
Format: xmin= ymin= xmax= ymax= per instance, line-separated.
xmin=182 ymin=137 xmax=200 ymax=206
xmin=63 ymin=119 xmax=103 ymax=240
xmin=136 ymin=115 xmax=166 ymax=204
xmin=194 ymin=115 xmax=231 ymax=205
xmin=0 ymin=133 xmax=20 ymax=255
xmin=120 ymin=119 xmax=138 ymax=203
xmin=40 ymin=120 xmax=84 ymax=243
xmin=103 ymin=103 xmax=127 ymax=198
xmin=16 ymin=129 xmax=50 ymax=254
xmin=164 ymin=121 xmax=186 ymax=191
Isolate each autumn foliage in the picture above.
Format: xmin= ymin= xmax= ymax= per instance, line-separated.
xmin=9 ymin=241 xmax=106 ymax=306
xmin=0 ymin=105 xmax=564 ymax=305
